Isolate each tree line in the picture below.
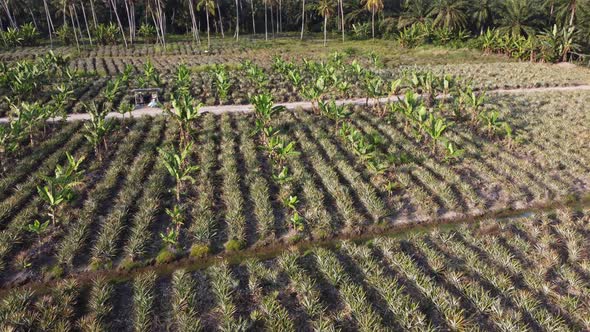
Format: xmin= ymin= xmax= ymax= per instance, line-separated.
xmin=0 ymin=0 xmax=589 ymax=54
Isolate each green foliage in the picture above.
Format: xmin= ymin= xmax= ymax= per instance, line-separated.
xmin=37 ymin=152 xmax=85 ymax=225
xmin=94 ymin=23 xmax=120 ymax=45
xmin=55 ymin=24 xmax=74 ymax=45
xmin=138 ymin=23 xmax=157 ymax=43
xmin=158 ymin=142 xmax=199 ymax=202
xmin=83 ymin=103 xmax=113 ymax=160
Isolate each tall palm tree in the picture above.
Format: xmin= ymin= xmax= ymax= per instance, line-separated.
xmin=363 ymin=0 xmax=383 ymax=39
xmin=398 ymin=0 xmax=432 ymax=28
xmin=197 ymin=0 xmax=215 ymax=49
xmin=317 ymin=0 xmax=335 ymax=46
xmin=429 ymin=0 xmax=468 ymax=30
xmin=497 ymin=0 xmax=540 ymax=37
xmin=471 ymin=0 xmax=495 ymax=34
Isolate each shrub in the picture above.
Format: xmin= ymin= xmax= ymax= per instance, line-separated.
xmin=94 ymin=23 xmax=119 ymax=45
xmin=155 ymin=247 xmax=176 ymax=265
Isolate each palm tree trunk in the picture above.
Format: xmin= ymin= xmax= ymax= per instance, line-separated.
xmin=270 ymin=4 xmax=274 ymax=37
xmin=251 ymin=0 xmax=256 ymax=34
xmin=29 ymin=8 xmax=38 ymax=29
xmin=217 ymin=1 xmax=225 ymax=38
xmin=188 ymin=0 xmax=201 ymax=44
xmin=339 ymin=0 xmax=344 ymax=41
xmin=278 ymin=0 xmax=282 ymax=33
xmin=43 ymin=0 xmax=54 ymax=47
xmin=1 ymin=0 xmax=17 ymax=28
xmin=110 ymin=0 xmax=129 ymax=47
xmin=206 ymin=7 xmax=211 ymax=49
xmin=300 ymin=0 xmax=305 ymax=39
xmin=69 ymin=6 xmax=80 ymax=50
xmin=324 ymin=15 xmax=327 ymax=47
xmin=89 ymin=0 xmax=98 ymax=27
xmin=235 ymin=0 xmax=239 ymax=40
xmin=569 ymin=2 xmax=576 ymax=26
xmin=371 ymin=10 xmax=375 ymax=39
xmin=80 ymin=0 xmax=93 ymax=45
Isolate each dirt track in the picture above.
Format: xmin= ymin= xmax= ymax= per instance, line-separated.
xmin=1 ymin=84 xmax=590 ymax=123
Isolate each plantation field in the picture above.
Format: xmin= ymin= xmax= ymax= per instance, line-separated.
xmin=2 ymin=38 xmax=590 ymax=331
xmin=1 ymin=88 xmax=589 ymax=286
xmin=1 ymin=51 xmax=590 ymax=118
xmin=1 ymin=207 xmax=589 ymax=331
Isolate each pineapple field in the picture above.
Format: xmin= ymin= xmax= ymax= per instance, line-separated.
xmin=2 ymin=24 xmax=590 ymax=332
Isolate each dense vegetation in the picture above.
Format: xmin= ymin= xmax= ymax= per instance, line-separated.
xmin=1 ymin=0 xmax=590 ymax=62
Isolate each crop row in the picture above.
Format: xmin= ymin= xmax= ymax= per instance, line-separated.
xmin=0 ymin=89 xmax=588 ymax=284
xmin=1 ymin=207 xmax=589 ymax=330
xmin=0 ymin=41 xmax=249 ymax=62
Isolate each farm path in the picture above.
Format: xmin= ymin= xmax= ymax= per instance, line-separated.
xmin=2 ymin=84 xmax=590 ymax=123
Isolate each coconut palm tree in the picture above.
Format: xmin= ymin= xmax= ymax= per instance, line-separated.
xmin=471 ymin=0 xmax=496 ymax=34
xmin=198 ymin=0 xmax=215 ymax=49
xmin=497 ymin=0 xmax=540 ymax=37
xmin=429 ymin=0 xmax=468 ymax=30
xmin=363 ymin=0 xmax=383 ymax=39
xmin=317 ymin=0 xmax=335 ymax=46
xmin=398 ymin=0 xmax=432 ymax=29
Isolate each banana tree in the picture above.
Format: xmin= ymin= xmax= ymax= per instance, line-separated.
xmin=300 ymin=76 xmax=327 ymax=113
xmin=211 ymin=65 xmax=232 ymax=104
xmin=37 ymin=152 xmax=85 ymax=225
xmin=10 ymin=101 xmax=44 ymax=146
xmin=49 ymin=84 xmax=74 ymax=121
xmin=83 ymin=103 xmax=113 ymax=161
xmin=158 ymin=142 xmax=199 ymax=202
xmin=27 ymin=219 xmax=50 ymax=243
xmin=251 ymin=93 xmax=285 ymax=137
xmin=166 ymin=204 xmax=185 ymax=235
xmin=174 ymin=64 xmax=192 ymax=95
xmin=0 ymin=118 xmax=23 ymax=174
xmin=167 ymin=93 xmax=203 ymax=146
xmin=265 ymin=136 xmax=299 ymax=166
xmin=363 ymin=75 xmax=384 ymax=114
xmin=458 ymin=86 xmax=485 ymax=121
xmin=442 ymin=140 xmax=464 ymax=162
xmin=424 ymin=114 xmax=451 ymax=153
xmin=319 ymin=99 xmax=351 ymax=130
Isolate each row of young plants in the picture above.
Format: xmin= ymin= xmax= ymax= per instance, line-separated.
xmin=1 ymin=208 xmax=589 ymax=330
xmin=1 ymin=87 xmax=588 ymax=282
xmin=4 ymin=50 xmax=589 ymax=120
